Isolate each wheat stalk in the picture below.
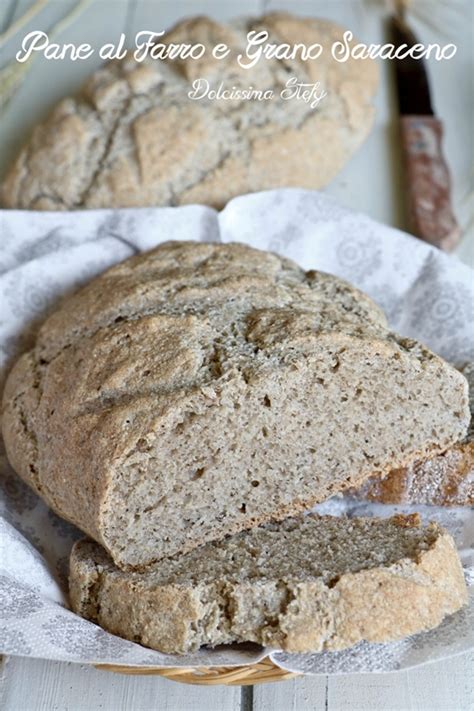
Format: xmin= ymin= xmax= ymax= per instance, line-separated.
xmin=0 ymin=0 xmax=92 ymax=112
xmin=0 ymin=0 xmax=50 ymax=49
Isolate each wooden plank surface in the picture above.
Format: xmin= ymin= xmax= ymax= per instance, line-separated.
xmin=0 ymin=1 xmax=473 ymax=709
xmin=0 ymin=656 xmax=242 ymax=711
xmin=253 ymin=674 xmax=329 ymax=711
xmin=2 ymin=653 xmax=473 ymax=710
xmin=325 ymin=652 xmax=474 ymax=711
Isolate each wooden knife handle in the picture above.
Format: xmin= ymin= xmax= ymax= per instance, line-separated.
xmin=400 ymin=115 xmax=460 ymax=251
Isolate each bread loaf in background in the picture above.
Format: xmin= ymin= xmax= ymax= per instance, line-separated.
xmin=69 ymin=513 xmax=468 ymax=654
xmin=1 ymin=13 xmax=378 ymax=210
xmin=352 ymin=362 xmax=473 ymax=507
xmin=2 ymin=242 xmax=469 ymax=570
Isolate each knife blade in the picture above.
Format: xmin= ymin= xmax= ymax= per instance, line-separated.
xmin=389 ymin=11 xmax=460 ymax=251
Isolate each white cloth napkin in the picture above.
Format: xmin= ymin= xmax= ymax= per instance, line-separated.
xmin=0 ymin=189 xmax=473 ymax=673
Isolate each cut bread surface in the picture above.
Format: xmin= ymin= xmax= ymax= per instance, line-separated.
xmin=69 ymin=514 xmax=468 ymax=654
xmin=2 ymin=242 xmax=470 ymax=569
xmin=352 ymin=362 xmax=474 ymax=506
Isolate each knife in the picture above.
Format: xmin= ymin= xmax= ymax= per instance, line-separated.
xmin=390 ymin=10 xmax=460 ymax=251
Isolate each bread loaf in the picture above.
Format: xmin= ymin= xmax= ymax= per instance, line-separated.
xmin=2 ymin=242 xmax=469 ymax=570
xmin=1 ymin=13 xmax=378 ymax=210
xmin=69 ymin=513 xmax=468 ymax=654
xmin=352 ymin=363 xmax=473 ymax=506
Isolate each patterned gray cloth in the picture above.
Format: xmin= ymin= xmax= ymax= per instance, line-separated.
xmin=0 ymin=189 xmax=473 ymax=672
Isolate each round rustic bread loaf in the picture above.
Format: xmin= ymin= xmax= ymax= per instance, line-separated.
xmin=1 ymin=13 xmax=378 ymax=210
xmin=2 ymin=242 xmax=469 ymax=570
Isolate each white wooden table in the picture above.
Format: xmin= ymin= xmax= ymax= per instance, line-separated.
xmin=0 ymin=1 xmax=473 ymax=709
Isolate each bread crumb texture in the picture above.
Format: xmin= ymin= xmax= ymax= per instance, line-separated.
xmin=353 ymin=362 xmax=473 ymax=506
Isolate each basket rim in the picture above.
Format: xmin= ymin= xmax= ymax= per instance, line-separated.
xmin=95 ymin=657 xmax=300 ymax=685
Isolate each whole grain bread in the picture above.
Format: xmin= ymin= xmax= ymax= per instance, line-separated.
xmin=2 ymin=242 xmax=469 ymax=570
xmin=1 ymin=13 xmax=378 ymax=210
xmin=69 ymin=513 xmax=468 ymax=654
xmin=352 ymin=362 xmax=473 ymax=506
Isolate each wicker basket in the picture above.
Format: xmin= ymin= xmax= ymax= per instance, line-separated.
xmin=96 ymin=658 xmax=299 ymax=685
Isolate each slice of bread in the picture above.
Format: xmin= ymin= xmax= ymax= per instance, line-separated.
xmin=352 ymin=363 xmax=473 ymax=506
xmin=69 ymin=513 xmax=468 ymax=655
xmin=2 ymin=242 xmax=469 ymax=570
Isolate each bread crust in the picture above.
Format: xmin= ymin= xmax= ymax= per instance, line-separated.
xmin=69 ymin=514 xmax=468 ymax=654
xmin=1 ymin=13 xmax=378 ymax=210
